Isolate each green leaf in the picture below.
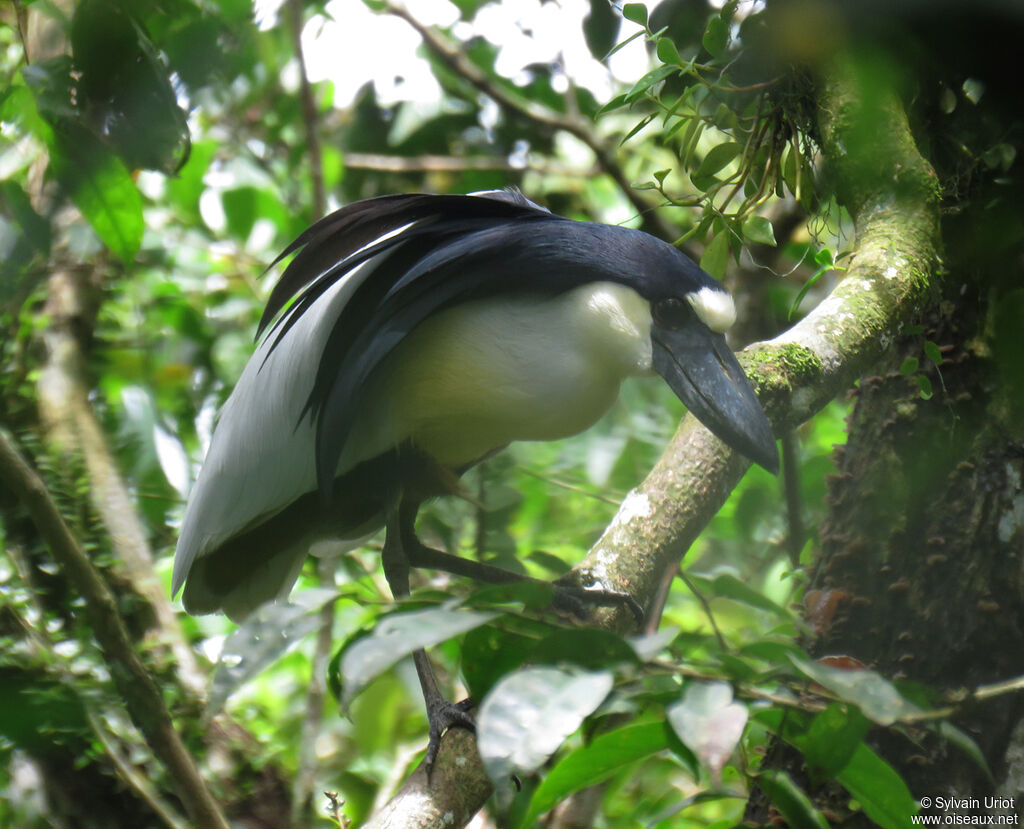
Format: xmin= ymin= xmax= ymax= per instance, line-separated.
xmin=477 ymin=667 xmax=614 ymax=783
xmin=624 ymin=65 xmax=676 ymax=103
xmin=790 ymin=658 xmax=923 ymax=725
xmin=694 ymin=142 xmax=743 ymax=180
xmin=667 ymin=682 xmax=747 ymax=778
xmin=758 ymin=770 xmax=830 ymax=829
xmin=702 ymin=16 xmax=729 ymax=57
xmin=688 ymin=572 xmax=793 ymax=620
xmin=596 ymin=92 xmax=629 ymax=117
xmin=918 ymin=374 xmax=933 ymax=400
xmin=656 ymin=36 xmax=681 ymax=65
xmin=700 ymin=232 xmax=731 ymax=279
xmin=522 ymin=722 xmax=670 ymax=825
xmin=814 ymin=247 xmax=835 ymax=266
xmin=621 ymin=113 xmax=655 ymax=145
xmin=0 ymin=180 xmax=51 ymax=258
xmin=802 ymin=703 xmax=870 ymax=782
xmin=529 ymin=628 xmax=640 ymax=671
xmin=338 ymin=605 xmax=499 ymax=706
xmin=603 ymin=29 xmax=645 ymax=61
xmin=208 ymin=589 xmax=338 ymax=718
xmin=50 ymin=124 xmax=143 ymax=262
xmin=653 ymin=168 xmax=671 ymax=186
xmin=836 ymin=744 xmax=919 ymax=828
xmin=622 ymin=3 xmax=648 ymax=26
xmin=899 ymin=357 xmax=919 ymax=375
xmin=924 ymin=341 xmax=942 ymax=365
xmin=935 ymin=721 xmax=994 ymax=781
xmin=743 ymin=215 xmax=777 ymax=246
xmin=461 ymin=626 xmax=536 ymax=700
xmin=583 ymin=0 xmax=621 ymax=59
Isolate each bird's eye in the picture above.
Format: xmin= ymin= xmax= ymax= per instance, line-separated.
xmin=653 ymin=297 xmax=690 ymax=329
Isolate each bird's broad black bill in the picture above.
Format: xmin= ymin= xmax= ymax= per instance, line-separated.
xmin=652 ymin=325 xmax=779 ymax=474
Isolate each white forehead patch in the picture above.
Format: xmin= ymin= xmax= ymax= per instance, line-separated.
xmin=686 ymin=287 xmax=736 ymax=333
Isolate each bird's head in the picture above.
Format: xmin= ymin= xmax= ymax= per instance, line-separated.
xmin=589 ymin=225 xmax=779 ymax=474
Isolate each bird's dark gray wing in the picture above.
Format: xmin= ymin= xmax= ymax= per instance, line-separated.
xmin=257 ymin=192 xmax=655 ymax=501
xmin=258 ymin=191 xmax=551 ymax=337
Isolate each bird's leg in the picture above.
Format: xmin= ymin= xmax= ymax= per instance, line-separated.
xmin=382 ymin=505 xmax=474 ymax=777
xmin=400 ymin=523 xmax=644 ymax=624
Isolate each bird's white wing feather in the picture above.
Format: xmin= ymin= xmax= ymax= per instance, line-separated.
xmin=172 ymin=259 xmax=383 ymax=596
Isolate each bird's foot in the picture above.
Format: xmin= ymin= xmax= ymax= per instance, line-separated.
xmin=423 ymin=695 xmax=476 ymax=778
xmin=550 ymin=581 xmax=645 ymax=626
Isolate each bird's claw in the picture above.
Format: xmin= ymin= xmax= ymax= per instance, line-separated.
xmin=551 ymin=582 xmax=645 ymax=626
xmin=423 ymin=696 xmax=476 ymax=778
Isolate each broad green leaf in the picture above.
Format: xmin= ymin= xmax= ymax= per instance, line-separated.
xmin=522 ymin=721 xmax=670 ymax=826
xmin=700 ymin=232 xmax=730 ymax=279
xmin=667 ymin=682 xmax=747 ymax=778
xmin=702 ymin=16 xmax=728 ymax=57
xmin=656 ymin=37 xmax=681 ymax=65
xmin=743 ymin=215 xmax=777 ymax=246
xmin=0 ymin=180 xmax=51 ymax=258
xmin=802 ymin=703 xmax=870 ymax=782
xmin=583 ymin=0 xmax=622 ymax=59
xmin=836 ymin=744 xmax=919 ymax=828
xmin=694 ymin=142 xmax=743 ymax=180
xmin=207 ymin=589 xmax=338 ymax=718
xmin=758 ymin=770 xmax=830 ymax=829
xmin=461 ymin=626 xmax=536 ymax=700
xmin=814 ymin=247 xmax=835 ymax=266
xmin=50 ymin=124 xmax=143 ymax=262
xmin=900 ymin=357 xmax=920 ymax=375
xmin=790 ymin=658 xmax=923 ymax=725
xmin=758 ymin=704 xmax=917 ymax=829
xmin=623 ymin=3 xmax=647 ymax=26
xmin=477 ymin=667 xmax=614 ymax=783
xmin=339 ymin=605 xmax=499 ymax=706
xmin=688 ymin=572 xmax=793 ymax=620
xmin=924 ymin=341 xmax=943 ymax=365
xmin=530 ymin=628 xmax=640 ymax=670
xmin=918 ymin=375 xmax=933 ymax=399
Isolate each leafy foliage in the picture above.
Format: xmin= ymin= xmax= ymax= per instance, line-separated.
xmin=1 ymin=0 xmax=1020 ymax=827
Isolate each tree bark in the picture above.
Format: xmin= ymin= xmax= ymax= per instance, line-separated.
xmin=365 ymin=57 xmax=942 ymax=828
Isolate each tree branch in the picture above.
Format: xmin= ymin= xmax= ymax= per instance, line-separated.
xmin=0 ymin=430 xmax=231 ymax=829
xmin=35 ymin=265 xmax=208 ymax=698
xmin=365 ymin=57 xmax=941 ymax=828
xmin=382 ymin=2 xmax=676 ymax=240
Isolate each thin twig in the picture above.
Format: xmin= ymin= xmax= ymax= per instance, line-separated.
xmin=515 ymin=465 xmax=623 ymax=505
xmin=343 ymin=152 xmax=598 ymax=176
xmin=679 ymin=570 xmax=729 ymax=651
xmin=383 ymin=1 xmax=676 ymax=240
xmin=289 ymin=0 xmax=326 ymax=217
xmin=780 ymin=431 xmax=804 ymax=566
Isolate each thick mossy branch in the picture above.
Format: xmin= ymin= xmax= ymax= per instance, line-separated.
xmin=369 ymin=59 xmax=941 ymax=829
xmin=574 ymin=56 xmax=942 ymax=628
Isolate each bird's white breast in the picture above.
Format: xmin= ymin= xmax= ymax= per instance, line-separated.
xmin=352 ymin=281 xmax=654 ymax=467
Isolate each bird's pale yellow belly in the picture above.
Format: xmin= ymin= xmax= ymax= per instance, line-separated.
xmin=353 ymin=285 xmax=652 ymax=468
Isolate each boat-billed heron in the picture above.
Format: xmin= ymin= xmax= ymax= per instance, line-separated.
xmin=173 ymin=190 xmax=777 ymax=769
